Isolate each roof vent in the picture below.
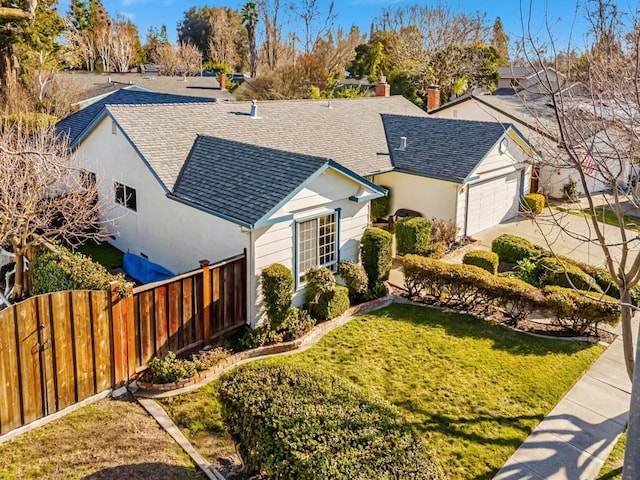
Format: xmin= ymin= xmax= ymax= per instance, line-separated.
xmin=250 ymin=99 xmax=260 ymax=118
xmin=396 ymin=136 xmax=407 ymax=151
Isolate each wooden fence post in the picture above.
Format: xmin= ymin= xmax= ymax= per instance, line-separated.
xmin=200 ymin=260 xmax=211 ymax=344
xmin=109 ymin=282 xmax=134 ymax=386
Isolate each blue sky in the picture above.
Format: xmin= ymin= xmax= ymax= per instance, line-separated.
xmin=57 ymin=0 xmax=604 ymax=50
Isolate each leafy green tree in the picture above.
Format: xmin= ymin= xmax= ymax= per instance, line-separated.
xmin=177 ymin=6 xmax=212 ymax=56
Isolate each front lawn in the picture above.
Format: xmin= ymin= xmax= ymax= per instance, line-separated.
xmin=597 ymin=431 xmax=626 ymax=480
xmin=160 ymin=303 xmax=603 ymax=480
xmin=0 ymin=395 xmax=204 ymax=480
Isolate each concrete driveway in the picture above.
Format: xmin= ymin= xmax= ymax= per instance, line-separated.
xmin=467 ymin=208 xmax=640 ymax=267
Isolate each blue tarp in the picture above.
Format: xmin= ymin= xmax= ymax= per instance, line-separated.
xmin=122 ymin=253 xmax=175 ymax=284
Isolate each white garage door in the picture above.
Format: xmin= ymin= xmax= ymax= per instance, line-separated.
xmin=466 ymin=172 xmax=521 ymax=236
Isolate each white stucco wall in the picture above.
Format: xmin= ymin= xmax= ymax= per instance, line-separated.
xmin=75 ymin=116 xmax=250 ymax=275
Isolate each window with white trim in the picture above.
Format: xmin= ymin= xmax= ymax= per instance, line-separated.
xmin=114 ymin=181 xmax=137 ymax=212
xmin=297 ymin=212 xmax=337 ymax=282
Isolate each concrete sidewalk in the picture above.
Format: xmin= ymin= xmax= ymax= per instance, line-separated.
xmin=493 ymin=319 xmax=634 ymax=480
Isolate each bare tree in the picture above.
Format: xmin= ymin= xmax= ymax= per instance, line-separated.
xmin=518 ymin=1 xmax=640 ymax=476
xmin=94 ymin=23 xmax=112 ymax=72
xmin=0 ymin=123 xmax=107 ymax=298
xmin=152 ymin=43 xmax=179 ymax=76
xmin=257 ymin=0 xmax=283 ymax=70
xmin=208 ymin=7 xmax=242 ymax=70
xmin=111 ymin=16 xmax=139 ymax=73
xmin=177 ymin=42 xmax=202 ymax=76
xmin=64 ymin=18 xmax=96 ymax=71
xmin=290 ymin=0 xmax=336 ymax=55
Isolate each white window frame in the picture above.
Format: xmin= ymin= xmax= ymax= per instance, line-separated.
xmin=114 ymin=181 xmax=137 ymax=212
xmin=296 ymin=211 xmax=338 ymax=285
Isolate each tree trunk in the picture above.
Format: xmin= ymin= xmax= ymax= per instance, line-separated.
xmin=11 ymin=253 xmax=25 ymax=299
xmin=621 ymin=289 xmax=635 ymax=380
xmin=623 ymin=315 xmax=640 ymax=479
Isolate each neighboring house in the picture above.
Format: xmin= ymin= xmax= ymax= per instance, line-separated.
xmin=58 ymin=92 xmax=535 ymax=324
xmin=429 ymin=86 xmax=626 ymax=198
xmin=57 ymin=71 xmax=234 ymax=109
xmin=496 ymin=66 xmax=583 ymax=95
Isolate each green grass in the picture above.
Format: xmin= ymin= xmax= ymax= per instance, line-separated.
xmin=74 ymin=240 xmax=124 ymax=270
xmin=556 ymin=205 xmax=640 ymax=232
xmin=597 ymin=431 xmax=626 ymax=480
xmin=160 ymin=303 xmax=603 ymax=480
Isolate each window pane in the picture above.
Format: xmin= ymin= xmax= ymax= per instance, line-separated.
xmin=298 ymin=219 xmax=317 ymax=279
xmin=126 ymin=186 xmax=137 ymax=212
xmin=114 ymin=182 xmax=125 ymax=205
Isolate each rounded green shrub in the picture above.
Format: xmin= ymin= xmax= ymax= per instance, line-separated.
xmin=544 ymin=286 xmax=620 ymax=334
xmin=218 ymin=364 xmax=442 ymax=480
xmin=371 ymin=185 xmax=391 ymax=221
xmin=304 ymin=266 xmax=336 ymax=304
xmin=536 ymin=257 xmax=602 ymax=292
xmin=395 ymin=217 xmax=432 ymax=256
xmin=522 ymin=193 xmax=545 ymax=214
xmin=361 ymin=227 xmax=392 ymax=296
xmin=337 ymin=260 xmax=368 ymax=302
xmin=491 ymin=234 xmax=548 ymax=263
xmin=462 ymin=250 xmax=499 ymax=275
xmin=311 ymin=285 xmax=350 ymax=320
xmin=31 ymin=247 xmax=124 ymax=295
xmin=261 ymin=263 xmax=293 ymax=329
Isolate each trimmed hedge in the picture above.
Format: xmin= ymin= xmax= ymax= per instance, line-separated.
xmin=491 ymin=234 xmax=548 ymax=263
xmin=31 ymin=247 xmax=125 ymax=295
xmin=361 ymin=227 xmax=392 ymax=296
xmin=536 ymin=257 xmax=603 ymax=292
xmin=337 ymin=260 xmax=368 ymax=302
xmin=545 ymin=286 xmax=620 ymax=335
xmin=218 ymin=364 xmax=442 ymax=480
xmin=395 ymin=217 xmax=432 ymax=256
xmin=522 ymin=193 xmax=545 ymax=214
xmin=311 ymin=285 xmax=350 ymax=320
xmin=402 ymin=255 xmax=542 ymax=320
xmin=463 ymin=250 xmax=499 ymax=275
xmin=261 ymin=263 xmax=294 ymax=329
xmin=371 ymin=185 xmax=391 ymax=221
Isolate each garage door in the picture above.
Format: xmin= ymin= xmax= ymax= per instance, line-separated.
xmin=466 ymin=172 xmax=521 ymax=236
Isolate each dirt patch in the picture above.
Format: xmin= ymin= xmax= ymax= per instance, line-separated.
xmin=0 ymin=394 xmax=205 ymax=480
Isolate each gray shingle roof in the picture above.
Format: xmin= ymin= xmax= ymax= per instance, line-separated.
xmin=56 ymin=88 xmax=215 ymax=147
xmin=172 ymin=136 xmax=331 ymax=225
xmin=382 ymin=114 xmax=509 ymax=183
xmin=106 ymin=96 xmax=428 ymax=190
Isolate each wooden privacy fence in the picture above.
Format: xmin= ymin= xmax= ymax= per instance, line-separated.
xmin=0 ymin=252 xmax=247 ymax=436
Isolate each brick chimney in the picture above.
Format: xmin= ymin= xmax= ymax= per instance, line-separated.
xmin=219 ymin=73 xmax=226 ymax=90
xmin=375 ymin=76 xmax=390 ymax=97
xmin=427 ymin=85 xmax=440 ymax=111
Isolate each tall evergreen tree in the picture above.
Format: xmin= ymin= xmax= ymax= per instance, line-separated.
xmin=491 ymin=17 xmax=510 ymax=66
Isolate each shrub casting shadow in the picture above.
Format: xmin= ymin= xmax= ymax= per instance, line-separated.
xmin=82 ymin=462 xmax=201 ymax=479
xmin=376 ymin=303 xmax=596 ymax=357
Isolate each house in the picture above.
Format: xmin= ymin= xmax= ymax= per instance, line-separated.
xmin=428 ymin=85 xmax=627 ymax=198
xmin=496 ymin=66 xmax=572 ymax=94
xmin=58 ymin=91 xmax=535 ymax=324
